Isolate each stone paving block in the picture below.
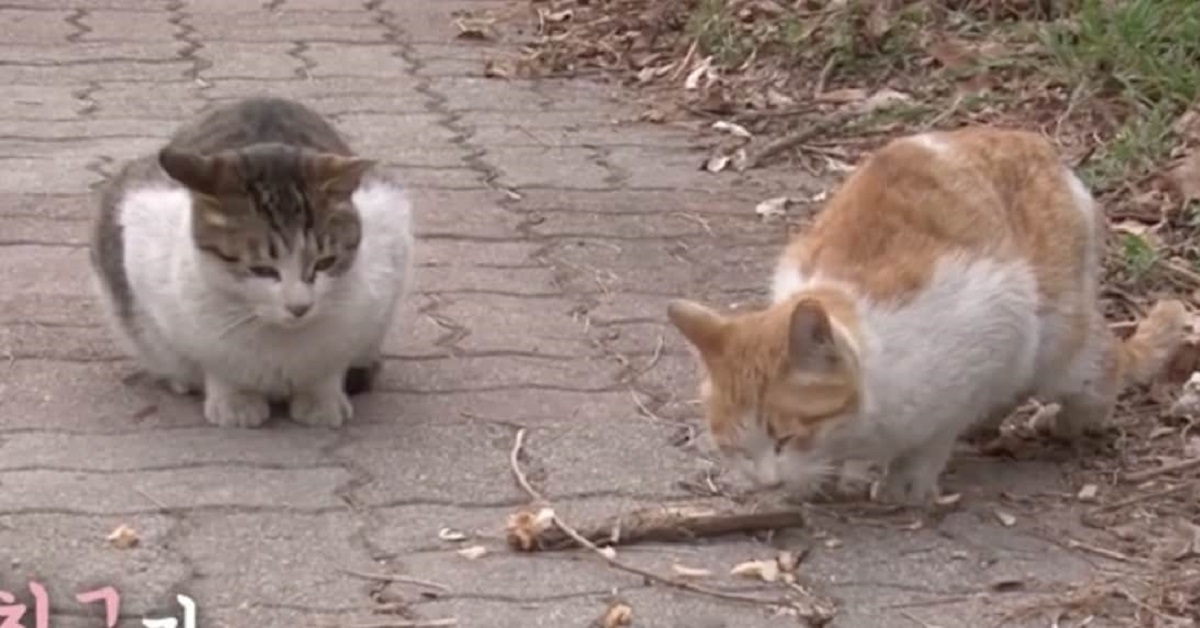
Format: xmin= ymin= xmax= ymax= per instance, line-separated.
xmin=0 ymin=466 xmax=349 ymax=513
xmin=389 ymin=165 xmax=486 ymax=190
xmin=0 ymin=41 xmax=187 ymax=64
xmin=0 ymin=157 xmax=97 ymax=193
xmin=427 ymin=76 xmax=547 ymax=112
xmin=414 ymin=239 xmax=539 ymax=268
xmin=0 ymin=193 xmax=92 ymax=222
xmin=465 ymin=111 xmax=699 ymax=148
xmin=414 ymin=56 xmax=482 ymax=77
xmin=301 ymin=93 xmax=431 ymax=117
xmin=90 ymin=80 xmax=207 ymax=119
xmin=374 ymin=353 xmax=620 ymax=394
xmin=423 ymin=294 xmax=595 ymax=356
xmin=198 ymin=42 xmax=302 ymax=79
xmin=0 ymin=215 xmax=87 ymax=244
xmin=205 ymin=76 xmax=415 ymax=103
xmin=335 ymin=112 xmax=459 ymax=153
xmin=404 ymin=189 xmax=521 ymax=239
xmin=177 ymin=0 xmax=274 ymax=12
xmin=378 ymin=0 xmax=494 ymax=43
xmin=0 ymin=514 xmax=189 ymax=616
xmin=0 ymin=321 xmax=116 ymax=362
xmin=0 ymin=293 xmax=98 ymax=327
xmin=0 ymin=9 xmax=74 ymax=44
xmin=414 ymin=264 xmax=559 ymax=295
xmin=3 ymin=137 xmax=163 ymax=163
xmin=81 ymin=10 xmax=177 ymax=42
xmin=173 ymin=512 xmax=373 ymax=611
xmin=0 ymin=61 xmax=192 ymax=84
xmin=0 ymin=117 xmax=178 ymax=139
xmin=303 ymin=42 xmax=411 ymax=78
xmin=486 ymin=146 xmax=612 ymax=189
xmin=0 ymin=360 xmax=203 ymax=432
xmin=1 ymin=245 xmax=92 ymax=295
xmin=2 ymin=0 xmax=165 ymax=8
xmin=0 ymin=425 xmax=338 ymax=471
xmin=0 ymin=84 xmax=85 ymax=120
xmin=188 ymin=10 xmax=387 ymax=42
xmin=339 ymin=419 xmax=526 ymax=505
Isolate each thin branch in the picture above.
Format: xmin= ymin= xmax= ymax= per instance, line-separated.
xmin=338 ymin=567 xmax=450 ymax=593
xmin=1123 ymin=456 xmax=1200 ymax=483
xmin=505 ymin=431 xmax=829 ymax=619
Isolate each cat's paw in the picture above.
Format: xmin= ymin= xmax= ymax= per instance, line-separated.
xmin=290 ymin=390 xmax=353 ymax=428
xmin=871 ymin=471 xmax=940 ymax=506
xmin=203 ymin=389 xmax=270 ymax=428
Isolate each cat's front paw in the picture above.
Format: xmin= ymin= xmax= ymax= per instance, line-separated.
xmin=290 ymin=389 xmax=353 ymax=428
xmin=871 ymin=470 xmax=940 ymax=506
xmin=204 ymin=388 xmax=270 ymax=428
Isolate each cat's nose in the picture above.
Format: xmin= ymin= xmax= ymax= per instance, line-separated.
xmin=286 ymin=303 xmax=312 ymax=318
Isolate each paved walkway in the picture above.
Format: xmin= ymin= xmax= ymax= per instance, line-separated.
xmin=0 ymin=1 xmax=1119 ymax=627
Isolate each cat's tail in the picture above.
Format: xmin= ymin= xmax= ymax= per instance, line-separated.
xmin=1117 ymin=299 xmax=1190 ymax=388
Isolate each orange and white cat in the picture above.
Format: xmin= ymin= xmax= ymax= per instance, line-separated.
xmin=668 ymin=127 xmax=1187 ymax=505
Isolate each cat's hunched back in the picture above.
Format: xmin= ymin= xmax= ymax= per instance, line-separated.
xmin=90 ymin=96 xmax=413 ymax=428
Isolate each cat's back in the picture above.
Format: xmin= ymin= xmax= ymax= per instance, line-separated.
xmin=777 ymin=127 xmax=1095 ymax=306
xmin=166 ymin=97 xmax=351 ymax=155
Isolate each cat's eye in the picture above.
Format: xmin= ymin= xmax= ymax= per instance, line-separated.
xmin=247 ymin=265 xmax=280 ymax=280
xmin=313 ymin=256 xmax=337 ymax=273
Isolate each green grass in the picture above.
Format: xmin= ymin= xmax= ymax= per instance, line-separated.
xmin=1045 ymin=0 xmax=1200 ymax=186
xmin=1119 ymin=232 xmax=1160 ymax=280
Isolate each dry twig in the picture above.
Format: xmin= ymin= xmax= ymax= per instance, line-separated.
xmin=338 ymin=567 xmax=451 ymax=593
xmin=1123 ymin=456 xmax=1200 ymax=483
xmin=505 ymin=430 xmax=832 ymax=623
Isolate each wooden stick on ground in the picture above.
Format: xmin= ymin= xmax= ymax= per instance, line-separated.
xmin=504 ymin=429 xmax=826 ymax=616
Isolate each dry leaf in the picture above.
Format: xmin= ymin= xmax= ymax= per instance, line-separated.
xmin=776 ymin=550 xmax=802 ymax=572
xmin=994 ymin=510 xmax=1017 ymax=527
xmin=822 ymin=538 xmax=843 ymax=549
xmin=1168 ymin=153 xmax=1200 ymax=201
xmin=106 ymin=524 xmax=139 ymax=549
xmin=755 ymin=196 xmax=795 ymax=219
xmin=860 ymin=88 xmax=913 ymax=113
xmin=730 ymin=559 xmax=779 ymax=583
xmin=765 ymin=87 xmax=796 ymax=108
xmin=639 ymin=108 xmax=666 ymax=123
xmin=712 ymin=120 xmax=752 ymax=140
xmin=927 ymin=37 xmax=976 ymax=70
xmin=684 ymin=56 xmax=714 ymax=91
xmin=453 ymin=17 xmax=496 ymax=41
xmin=599 ymin=601 xmax=633 ymax=627
xmin=817 ymin=87 xmax=868 ymax=104
xmin=541 ymin=8 xmax=574 ymax=23
xmin=438 ymin=527 xmax=468 ymax=542
xmin=1076 ymin=484 xmax=1099 ymax=502
xmin=935 ymin=493 xmax=962 ymax=507
xmin=457 ymin=545 xmax=488 ymax=560
xmin=483 ymin=59 xmax=511 ymax=79
xmin=505 ymin=506 xmax=556 ymax=551
xmin=703 ymin=153 xmax=731 ymax=173
xmin=670 ymin=564 xmax=713 ymax=579
xmin=1170 ymin=372 xmax=1200 ymax=418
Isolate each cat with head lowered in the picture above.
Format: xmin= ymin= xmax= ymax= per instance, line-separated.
xmin=668 ymin=127 xmax=1187 ymax=505
xmin=90 ymin=97 xmax=413 ymax=429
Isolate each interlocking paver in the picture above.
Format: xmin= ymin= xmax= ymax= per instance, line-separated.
xmin=0 ymin=1 xmax=1127 ymax=626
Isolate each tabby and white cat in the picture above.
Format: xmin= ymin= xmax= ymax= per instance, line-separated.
xmin=90 ymin=97 xmax=413 ymax=428
xmin=668 ymin=127 xmax=1187 ymax=505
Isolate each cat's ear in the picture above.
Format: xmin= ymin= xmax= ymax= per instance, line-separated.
xmin=159 ymin=148 xmax=232 ymax=196
xmin=667 ymin=299 xmax=728 ymax=356
xmin=310 ymin=154 xmax=376 ymax=197
xmin=787 ymin=298 xmax=842 ymax=374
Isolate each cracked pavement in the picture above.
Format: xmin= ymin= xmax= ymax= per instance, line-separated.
xmin=0 ymin=1 xmax=1126 ymax=627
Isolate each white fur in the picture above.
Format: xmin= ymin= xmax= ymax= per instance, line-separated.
xmin=746 ymin=153 xmax=1111 ymax=503
xmin=98 ymin=179 xmax=414 ymax=428
xmin=761 ymin=256 xmax=1044 ymax=503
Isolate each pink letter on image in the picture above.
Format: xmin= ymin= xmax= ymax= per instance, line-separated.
xmin=76 ymin=586 xmax=120 ymax=627
xmin=0 ymin=589 xmax=26 ymax=628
